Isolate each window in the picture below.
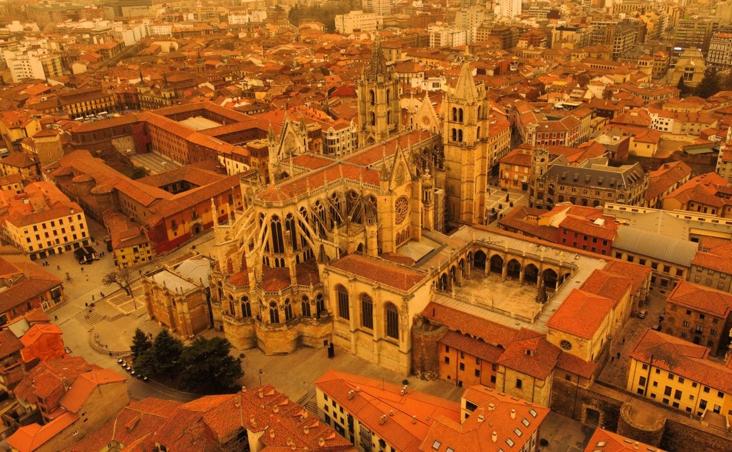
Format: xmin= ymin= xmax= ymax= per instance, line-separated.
xmin=284 ymin=299 xmax=293 ymax=322
xmin=301 ymin=296 xmax=311 ymax=318
xmin=639 ymin=376 xmax=647 ymax=387
xmin=459 ymin=363 xmax=465 ymax=371
xmin=269 ymin=302 xmax=279 ymax=324
xmin=316 ymin=294 xmax=325 ymax=317
xmin=337 ymin=286 xmax=350 ymax=320
xmin=444 ymin=356 xmax=450 ymax=364
xmin=385 ymin=303 xmax=399 ymax=339
xmin=240 ymin=296 xmax=251 ymax=318
xmin=515 ymin=378 xmax=523 ymax=389
xmin=361 ymin=294 xmax=373 ymax=329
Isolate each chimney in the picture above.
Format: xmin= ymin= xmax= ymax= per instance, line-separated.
xmin=348 ymin=389 xmax=355 ymax=400
xmin=510 ymin=409 xmax=516 ymax=419
xmin=491 ymin=431 xmax=498 ymax=442
xmin=477 ymin=414 xmax=485 ymax=423
xmin=269 ymin=429 xmax=275 ymax=439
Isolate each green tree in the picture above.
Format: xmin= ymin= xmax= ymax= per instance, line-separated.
xmin=695 ymin=69 xmax=721 ymax=98
xmin=722 ymin=71 xmax=732 ymax=91
xmin=133 ymin=349 xmax=157 ymax=377
xmin=151 ymin=329 xmax=183 ymax=379
xmin=179 ymin=337 xmax=243 ymax=394
xmin=131 ymin=329 xmax=151 ymax=360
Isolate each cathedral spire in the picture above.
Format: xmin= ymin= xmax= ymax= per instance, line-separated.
xmin=367 ymin=34 xmax=388 ymax=78
xmin=453 ymin=62 xmax=478 ymax=103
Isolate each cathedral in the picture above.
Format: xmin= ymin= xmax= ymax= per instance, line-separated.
xmin=208 ymin=42 xmax=512 ymax=374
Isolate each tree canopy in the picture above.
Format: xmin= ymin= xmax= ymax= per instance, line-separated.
xmin=131 ymin=330 xmax=242 ymax=394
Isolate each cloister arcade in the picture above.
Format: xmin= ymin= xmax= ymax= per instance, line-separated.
xmin=434 ymin=246 xmax=574 ymax=299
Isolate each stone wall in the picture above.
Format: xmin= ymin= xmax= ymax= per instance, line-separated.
xmin=617 ymin=402 xmax=665 ymax=447
xmin=551 ymin=378 xmax=732 ymax=451
xmin=662 ymin=418 xmax=732 ymax=452
xmin=410 ymin=317 xmax=446 ymax=379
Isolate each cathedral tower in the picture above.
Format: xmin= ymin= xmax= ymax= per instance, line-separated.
xmin=443 ymin=62 xmax=490 ymax=225
xmin=357 ymin=38 xmax=401 ymax=146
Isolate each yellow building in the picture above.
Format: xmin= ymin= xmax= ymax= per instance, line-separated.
xmin=0 ymin=181 xmax=90 ymax=260
xmin=105 ymin=212 xmax=152 ymax=269
xmin=627 ymin=329 xmax=732 ymax=421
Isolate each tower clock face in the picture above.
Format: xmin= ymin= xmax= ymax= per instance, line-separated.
xmin=395 ymin=196 xmax=409 ymax=224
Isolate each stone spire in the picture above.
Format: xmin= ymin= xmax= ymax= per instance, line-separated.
xmin=453 ymin=62 xmax=478 ymax=103
xmin=366 ymin=35 xmax=388 ymax=78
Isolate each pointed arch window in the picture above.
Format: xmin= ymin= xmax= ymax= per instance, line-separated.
xmin=458 ymin=129 xmax=463 ymax=142
xmin=369 ymin=90 xmax=375 ymax=106
xmin=336 ymin=285 xmax=350 ymax=320
xmin=284 ymin=299 xmax=293 ymax=322
xmin=385 ymin=303 xmax=399 ymax=339
xmin=269 ymin=301 xmax=280 ymax=324
xmin=301 ymin=295 xmax=311 ymax=318
xmin=452 ymin=107 xmax=457 ymax=122
xmin=361 ymin=294 xmax=374 ymax=329
xmin=271 ymin=216 xmax=284 ymax=253
xmin=240 ymin=296 xmax=251 ymax=318
xmin=458 ymin=108 xmax=464 ymax=123
xmin=316 ymin=293 xmax=325 ymax=317
xmin=369 ymin=112 xmax=376 ymax=126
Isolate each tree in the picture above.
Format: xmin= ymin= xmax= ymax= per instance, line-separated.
xmin=103 ymin=269 xmax=133 ymax=297
xmin=131 ymin=328 xmax=151 ymax=360
xmin=133 ymin=348 xmax=157 ymax=377
xmin=695 ymin=69 xmax=721 ymax=98
xmin=721 ymin=70 xmax=732 ymax=92
xmin=151 ymin=329 xmax=183 ymax=379
xmin=179 ymin=337 xmax=243 ymax=393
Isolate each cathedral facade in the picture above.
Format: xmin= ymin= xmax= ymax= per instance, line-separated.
xmin=208 ymin=44 xmax=512 ymax=374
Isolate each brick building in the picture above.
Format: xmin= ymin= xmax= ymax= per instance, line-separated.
xmin=664 ymin=280 xmax=732 ymax=356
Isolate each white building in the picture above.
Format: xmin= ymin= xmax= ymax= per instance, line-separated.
xmin=428 ymin=23 xmax=468 ymax=48
xmin=363 ymin=0 xmax=392 ymax=16
xmin=112 ymin=22 xmax=148 ymax=47
xmin=708 ymin=32 xmax=732 ymax=69
xmin=334 ymin=10 xmax=382 ymax=34
xmin=495 ymin=0 xmax=522 ymax=19
xmin=228 ymin=11 xmax=268 ymax=25
xmin=454 ymin=5 xmax=486 ymax=44
xmin=3 ymin=49 xmax=63 ymax=83
xmin=323 ymin=120 xmax=358 ymax=156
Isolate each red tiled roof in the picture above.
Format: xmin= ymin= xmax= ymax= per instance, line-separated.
xmin=422 ymin=302 xmax=516 ymax=347
xmin=630 ymin=329 xmax=732 ymax=394
xmin=547 ymin=289 xmax=613 ymax=340
xmin=666 ymin=280 xmax=732 ymax=318
xmin=329 ymin=254 xmax=426 ymax=292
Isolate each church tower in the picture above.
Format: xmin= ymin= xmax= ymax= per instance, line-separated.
xmin=443 ymin=62 xmax=490 ymax=225
xmin=357 ymin=38 xmax=401 ymax=146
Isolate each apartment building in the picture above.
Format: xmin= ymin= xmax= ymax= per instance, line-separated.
xmin=627 ymin=329 xmax=732 ymax=421
xmin=664 ymin=280 xmax=732 ymax=356
xmin=334 ymin=10 xmax=382 ymax=34
xmin=0 ymin=181 xmax=90 ymax=260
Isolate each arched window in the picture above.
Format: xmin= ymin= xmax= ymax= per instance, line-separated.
xmin=284 ymin=299 xmax=293 ymax=322
xmin=386 ymin=89 xmax=390 ymax=104
xmin=269 ymin=301 xmax=279 ymax=324
xmin=301 ymin=295 xmax=311 ymax=318
xmin=458 ymin=108 xmax=463 ymax=123
xmin=369 ymin=112 xmax=376 ymax=126
xmin=385 ymin=303 xmax=399 ymax=339
xmin=477 ymin=105 xmax=482 ymax=119
xmin=360 ymin=294 xmax=373 ymax=329
xmin=369 ymin=90 xmax=375 ymax=106
xmin=452 ymin=107 xmax=457 ymax=121
xmin=452 ymin=128 xmax=457 ymax=142
xmin=477 ymin=126 xmax=481 ymax=140
xmin=387 ymin=111 xmax=391 ymax=125
xmin=228 ymin=298 xmax=235 ymax=316
xmin=271 ymin=216 xmax=284 ymax=254
xmin=336 ymin=285 xmax=350 ymax=320
xmin=285 ymin=214 xmax=297 ymax=250
xmin=316 ymin=293 xmax=325 ymax=317
xmin=240 ymin=296 xmax=251 ymax=318
xmin=458 ymin=129 xmax=463 ymax=142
